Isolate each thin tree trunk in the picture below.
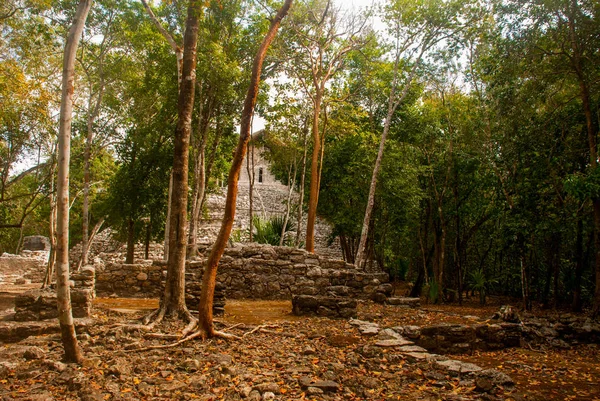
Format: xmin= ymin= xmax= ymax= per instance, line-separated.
xmin=354 ymin=41 xmax=428 ymax=268
xmin=145 ymin=218 xmax=152 ymax=259
xmin=42 ymin=192 xmax=57 ymax=289
xmin=197 ymin=0 xmax=292 ymax=337
xmin=295 ymin=117 xmax=309 ymax=247
xmin=126 ymin=218 xmax=135 ymax=264
xmin=81 ymin=73 xmax=104 ymax=269
xmin=77 ymin=218 xmax=103 ymax=271
xmin=279 ymin=155 xmax=297 ymax=246
xmin=247 ymin=135 xmax=255 ymax=242
xmin=573 ymin=217 xmax=584 ymax=312
xmin=305 ymin=89 xmax=322 ymax=253
xmin=55 ymin=0 xmax=91 ymax=364
xmin=140 ymin=0 xmax=183 ymax=85
xmin=188 ymin=85 xmax=212 ymax=258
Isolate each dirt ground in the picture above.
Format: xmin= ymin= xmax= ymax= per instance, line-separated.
xmin=0 ymin=292 xmax=599 ymax=401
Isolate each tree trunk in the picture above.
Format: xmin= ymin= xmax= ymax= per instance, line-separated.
xmin=573 ymin=217 xmax=584 ymax=312
xmin=567 ymin=1 xmax=600 ymax=317
xmin=42 ymin=190 xmax=57 ymax=289
xmin=145 ymin=218 xmax=151 ymax=260
xmin=295 ymin=117 xmax=309 ymax=247
xmin=247 ymin=136 xmax=255 ymax=242
xmin=279 ymin=156 xmax=297 ymax=246
xmin=126 ymin=218 xmax=135 ymax=264
xmin=55 ymin=0 xmax=92 ymax=364
xmin=305 ymin=89 xmax=323 ymax=253
xmin=355 ymin=41 xmax=426 ymax=268
xmin=81 ymin=75 xmax=104 ymax=269
xmin=552 ymin=232 xmax=561 ymax=309
xmin=197 ymin=0 xmax=292 ymax=337
xmin=163 ymin=172 xmax=173 ymax=261
xmin=160 ymin=0 xmax=202 ymax=321
xmin=188 ymin=86 xmax=211 ymax=258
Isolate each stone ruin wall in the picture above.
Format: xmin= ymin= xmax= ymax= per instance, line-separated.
xmin=95 ymin=243 xmax=390 ymax=303
xmin=14 ymin=266 xmax=95 ymax=321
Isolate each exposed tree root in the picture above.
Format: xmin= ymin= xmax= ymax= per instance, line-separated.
xmin=221 ymin=323 xmax=243 ymax=332
xmin=141 ymin=308 xmax=160 ymax=326
xmin=128 ymin=325 xmax=243 ymax=352
xmin=213 ymin=330 xmax=241 ymax=340
xmin=142 ymin=304 xmax=196 ymax=336
xmin=181 ymin=316 xmax=198 ymax=338
xmin=241 ymin=324 xmax=279 ymax=338
xmin=143 ymin=333 xmax=180 ymax=340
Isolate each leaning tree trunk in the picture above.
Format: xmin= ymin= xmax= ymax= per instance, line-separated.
xmin=55 ymin=0 xmax=92 ymax=364
xmin=153 ymin=0 xmax=202 ymax=325
xmin=197 ymin=0 xmax=293 ymax=338
xmin=247 ymin=137 xmax=255 ymax=242
xmin=354 ymin=48 xmax=423 ymax=268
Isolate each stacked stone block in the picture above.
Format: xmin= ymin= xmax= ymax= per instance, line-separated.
xmin=14 ymin=266 xmax=95 ymax=321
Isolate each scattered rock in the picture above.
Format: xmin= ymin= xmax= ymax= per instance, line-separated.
xmin=299 ymin=376 xmax=340 ymax=392
xmin=307 ymin=386 xmax=324 ymax=395
xmin=492 ymin=305 xmax=521 ymax=323
xmin=398 ymin=345 xmax=427 ymax=353
xmin=23 ymin=346 xmax=45 ymax=360
xmin=436 ymin=359 xmax=483 ymax=375
xmin=375 ymin=338 xmax=413 ymax=347
xmin=254 ymin=382 xmax=279 ymax=394
xmin=302 ymin=346 xmax=316 ymax=355
xmin=208 ymin=353 xmax=233 ymax=366
xmin=475 ymin=369 xmax=514 ymax=392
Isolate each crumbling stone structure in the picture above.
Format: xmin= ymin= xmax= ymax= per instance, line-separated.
xmin=14 ymin=266 xmax=95 ymax=321
xmin=95 ymin=244 xmax=390 ymax=304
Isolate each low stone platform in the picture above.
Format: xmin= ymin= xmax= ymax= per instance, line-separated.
xmin=14 ymin=266 xmax=95 ymax=321
xmin=394 ymin=323 xmax=522 ymax=354
xmin=14 ymin=288 xmax=94 ymax=321
xmin=387 ymin=297 xmax=420 ymax=308
xmin=292 ymin=295 xmax=357 ymax=318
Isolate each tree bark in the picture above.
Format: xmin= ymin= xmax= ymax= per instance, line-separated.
xmin=279 ymin=156 xmax=297 ymax=246
xmin=163 ymin=172 xmax=173 ymax=261
xmin=197 ymin=0 xmax=292 ymax=337
xmin=247 ymin=136 xmax=255 ymax=242
xmin=160 ymin=0 xmax=202 ymax=321
xmin=566 ymin=0 xmax=600 ymax=317
xmin=188 ymin=85 xmax=212 ymax=258
xmin=573 ymin=217 xmax=584 ymax=312
xmin=140 ymin=0 xmax=183 ymax=85
xmin=354 ymin=38 xmax=429 ymax=268
xmin=305 ymin=89 xmax=322 ymax=253
xmin=295 ymin=117 xmax=309 ymax=247
xmin=55 ymin=0 xmax=92 ymax=364
xmin=126 ymin=218 xmax=135 ymax=264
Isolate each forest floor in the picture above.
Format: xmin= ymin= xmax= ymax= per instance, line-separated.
xmin=0 ymin=291 xmax=599 ymax=401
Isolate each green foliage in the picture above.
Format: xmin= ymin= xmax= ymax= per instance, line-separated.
xmin=251 ymin=215 xmax=296 ymax=246
xmin=469 ymin=269 xmax=498 ymax=305
xmin=564 ymin=168 xmax=600 ymax=201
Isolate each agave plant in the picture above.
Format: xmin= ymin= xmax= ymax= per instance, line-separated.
xmin=252 ymin=215 xmax=296 ymax=246
xmin=469 ymin=269 xmax=498 ymax=305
